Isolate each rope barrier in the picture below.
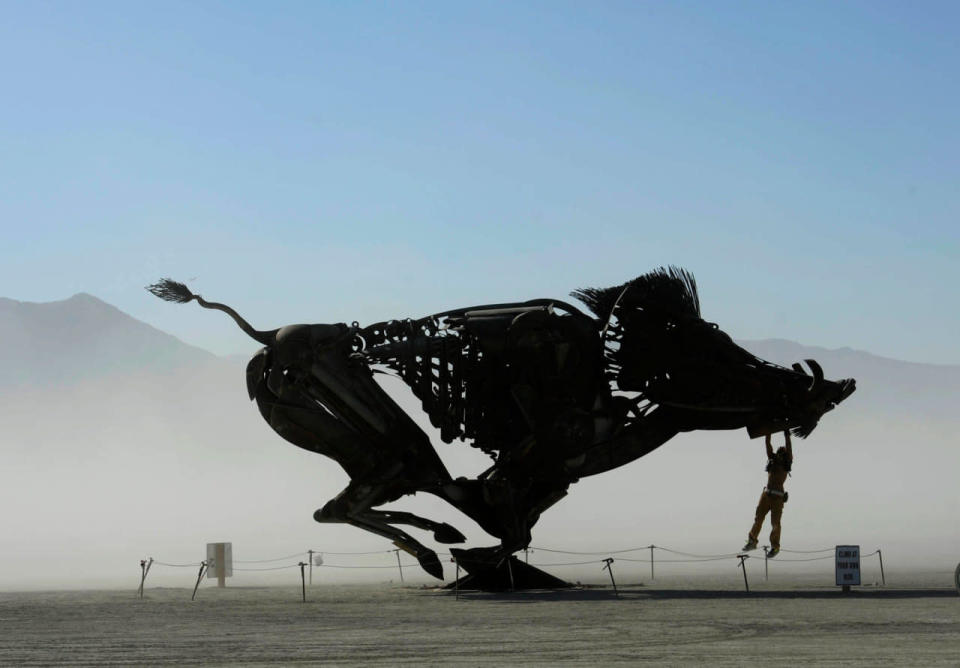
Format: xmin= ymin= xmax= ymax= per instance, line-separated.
xmin=139 ymin=544 xmax=902 ymax=604
xmin=146 ymin=544 xmax=887 ymax=579
xmin=617 ymin=555 xmax=734 ymax=563
xmin=233 ymin=564 xmax=303 ymax=572
xmin=316 ymin=563 xmax=417 ymax=570
xmin=528 ymin=560 xmax=608 ymax=568
xmin=653 ymin=547 xmax=741 ymax=559
xmin=153 ymin=561 xmax=202 ymax=568
xmin=234 ymin=552 xmax=307 ymax=563
xmin=530 ymin=545 xmax=653 ymax=556
xmin=529 ymin=544 xmax=836 ymax=559
xmin=307 ymin=549 xmax=395 ymax=555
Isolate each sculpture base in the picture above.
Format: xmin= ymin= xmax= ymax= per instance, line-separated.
xmin=446 ymin=553 xmax=573 ymax=591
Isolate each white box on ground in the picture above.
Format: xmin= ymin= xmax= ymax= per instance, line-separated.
xmin=835 ymin=545 xmax=861 ymax=586
xmin=206 ymin=542 xmax=233 ymax=579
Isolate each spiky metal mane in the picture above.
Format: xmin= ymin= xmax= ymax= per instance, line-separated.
xmin=571 ymin=266 xmax=701 ymax=320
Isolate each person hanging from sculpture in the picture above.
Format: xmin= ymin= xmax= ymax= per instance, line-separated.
xmin=743 ymin=431 xmax=792 ymax=558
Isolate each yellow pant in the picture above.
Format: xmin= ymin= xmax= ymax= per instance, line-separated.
xmin=748 ymin=490 xmax=785 ymax=550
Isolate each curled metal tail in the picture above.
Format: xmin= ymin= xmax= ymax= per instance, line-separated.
xmin=146 ymin=278 xmax=277 ymax=345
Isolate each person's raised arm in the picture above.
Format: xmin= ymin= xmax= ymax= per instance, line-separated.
xmin=765 ymin=434 xmax=774 ymax=459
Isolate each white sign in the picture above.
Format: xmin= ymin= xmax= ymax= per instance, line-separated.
xmin=835 ymin=545 xmax=861 ymax=586
xmin=206 ymin=542 xmax=233 ymax=579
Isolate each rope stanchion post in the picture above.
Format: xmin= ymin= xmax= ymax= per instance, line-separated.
xmin=763 ymin=545 xmax=769 ymax=581
xmin=454 ymin=558 xmax=460 ymax=600
xmin=737 ymin=554 xmax=750 ymax=592
xmin=307 ymin=550 xmax=314 ymax=586
xmin=191 ymin=561 xmax=208 ymax=601
xmin=299 ymin=562 xmax=307 ymax=602
xmin=523 ymin=547 xmax=530 ymax=564
xmin=649 ymin=545 xmax=655 ymax=580
xmin=602 ymin=558 xmax=619 ymax=597
xmin=138 ymin=558 xmax=153 ymax=599
xmin=877 ymin=549 xmax=885 ymax=586
xmin=392 ymin=549 xmax=404 ymax=583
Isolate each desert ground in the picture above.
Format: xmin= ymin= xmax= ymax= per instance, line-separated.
xmin=2 ymin=574 xmax=958 ymax=666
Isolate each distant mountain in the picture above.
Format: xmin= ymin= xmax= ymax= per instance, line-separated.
xmin=738 ymin=338 xmax=959 ymax=419
xmin=739 ymin=338 xmax=958 ymax=384
xmin=0 ymin=293 xmax=215 ymax=389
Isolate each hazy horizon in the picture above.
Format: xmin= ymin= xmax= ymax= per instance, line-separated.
xmin=1 ymin=291 xmax=957 ymax=591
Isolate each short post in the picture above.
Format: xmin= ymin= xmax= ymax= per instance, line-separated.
xmin=299 ymin=562 xmax=307 ymax=602
xmin=523 ymin=548 xmax=530 ymax=564
xmin=763 ymin=545 xmax=769 ymax=581
xmin=192 ymin=561 xmax=208 ymax=601
xmin=138 ymin=558 xmax=153 ymax=599
xmin=602 ymin=558 xmax=619 ymax=598
xmin=454 ymin=559 xmax=461 ymax=600
xmin=308 ymin=550 xmax=314 ymax=586
xmin=215 ymin=543 xmax=226 ymax=588
xmin=737 ymin=554 xmax=750 ymax=592
xmin=393 ymin=549 xmax=404 ymax=583
xmin=877 ymin=549 xmax=885 ymax=586
xmin=504 ymin=556 xmax=515 ymax=591
xmin=649 ymin=545 xmax=655 ymax=580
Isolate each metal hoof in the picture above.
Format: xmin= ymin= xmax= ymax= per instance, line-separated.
xmin=433 ymin=523 xmax=467 ymax=544
xmin=417 ymin=550 xmax=444 ymax=580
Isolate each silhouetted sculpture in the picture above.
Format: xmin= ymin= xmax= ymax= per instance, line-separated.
xmin=148 ymin=267 xmax=855 ymax=586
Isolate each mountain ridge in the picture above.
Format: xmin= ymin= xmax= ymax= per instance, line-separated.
xmin=0 ymin=291 xmax=217 ymax=389
xmin=2 ymin=292 xmax=953 ymax=370
xmin=737 ymin=337 xmax=959 ymax=371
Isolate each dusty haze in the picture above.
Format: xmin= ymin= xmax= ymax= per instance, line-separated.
xmin=1 ymin=293 xmax=957 ymax=590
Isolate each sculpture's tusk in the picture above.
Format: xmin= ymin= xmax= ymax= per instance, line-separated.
xmin=804 ymin=359 xmax=824 ymax=391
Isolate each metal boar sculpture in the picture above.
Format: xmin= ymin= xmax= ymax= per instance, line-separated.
xmin=148 ymin=267 xmax=855 ymax=585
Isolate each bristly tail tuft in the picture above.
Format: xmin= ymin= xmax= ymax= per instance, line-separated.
xmin=146 ymin=278 xmax=195 ymax=304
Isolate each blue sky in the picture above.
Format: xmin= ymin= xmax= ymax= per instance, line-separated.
xmin=2 ymin=1 xmax=957 ymax=363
